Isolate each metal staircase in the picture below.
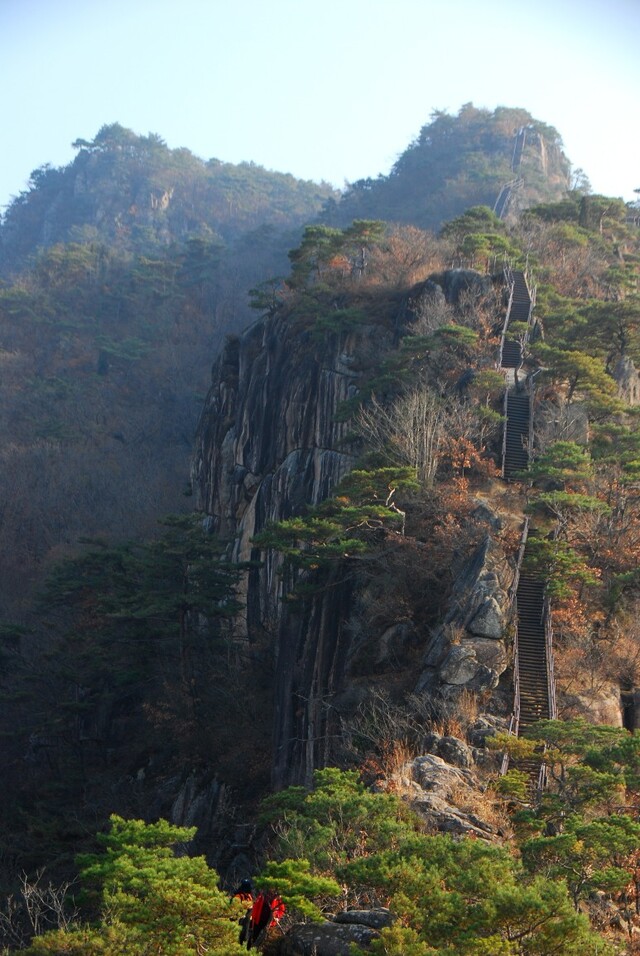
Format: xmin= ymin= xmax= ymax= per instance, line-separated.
xmin=497 ymin=265 xmax=557 ymax=791
xmin=502 ymin=390 xmax=530 ymax=479
xmin=500 ymin=269 xmax=533 ymax=479
xmin=509 ymin=569 xmax=557 ymax=788
xmin=501 ymin=337 xmax=522 ymax=369
xmin=493 ymin=127 xmax=527 ymax=220
xmin=515 ymin=575 xmax=552 ymax=730
xmin=500 ymin=269 xmax=532 ymax=370
xmin=508 ymin=271 xmax=533 ymax=324
xmin=494 ymin=178 xmax=523 ymax=220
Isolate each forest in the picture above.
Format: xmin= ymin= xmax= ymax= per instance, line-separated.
xmin=1 ymin=104 xmax=640 ymax=954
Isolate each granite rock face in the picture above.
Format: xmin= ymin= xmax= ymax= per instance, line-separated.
xmin=417 ymin=534 xmax=514 ymax=699
xmin=191 ymin=276 xmax=517 ymax=787
xmin=192 ymin=311 xmax=393 ymax=786
xmin=192 ymin=315 xmax=362 ymax=551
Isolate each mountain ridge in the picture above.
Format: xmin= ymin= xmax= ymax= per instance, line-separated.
xmin=1 ymin=104 xmax=640 ymax=952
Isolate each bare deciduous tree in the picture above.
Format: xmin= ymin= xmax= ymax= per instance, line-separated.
xmin=0 ymin=870 xmax=78 ymax=949
xmin=408 ymin=288 xmax=454 ymax=335
xmin=356 ymin=387 xmax=446 ymax=488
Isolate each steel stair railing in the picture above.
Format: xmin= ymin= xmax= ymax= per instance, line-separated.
xmin=497 ymin=265 xmax=557 ymax=794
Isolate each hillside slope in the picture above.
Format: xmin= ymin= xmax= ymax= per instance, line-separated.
xmin=1 ymin=111 xmax=640 ymax=947
xmin=329 ymin=104 xmax=571 ymax=231
xmin=0 ymin=123 xmax=337 ymax=276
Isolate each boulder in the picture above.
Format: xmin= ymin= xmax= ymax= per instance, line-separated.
xmin=412 ymin=791 xmax=497 ymax=838
xmin=468 ymin=596 xmax=504 ymax=639
xmin=613 ymin=356 xmax=640 ymax=406
xmin=333 ymin=909 xmax=395 ymax=930
xmin=438 ymin=644 xmax=501 ymax=692
xmin=570 ymin=684 xmax=623 ymax=727
xmin=410 ymin=753 xmax=476 ymax=791
xmin=279 ymin=921 xmax=381 ymax=955
xmin=401 ymin=754 xmax=497 ymax=840
xmin=467 ymin=637 xmax=508 ymax=672
xmin=435 ymin=735 xmax=474 ymax=769
xmin=421 ymin=731 xmax=473 ymax=768
xmin=467 ymin=715 xmax=509 ymax=748
xmin=439 ymin=645 xmax=479 ymax=685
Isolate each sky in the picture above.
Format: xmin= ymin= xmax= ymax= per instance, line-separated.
xmin=1 ymin=0 xmax=639 ymax=214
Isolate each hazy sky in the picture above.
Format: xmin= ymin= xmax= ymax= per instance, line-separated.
xmin=1 ymin=0 xmax=638 ymax=213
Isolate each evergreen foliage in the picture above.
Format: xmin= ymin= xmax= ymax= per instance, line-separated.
xmin=0 ymin=516 xmax=256 ymax=883
xmin=2 ymin=107 xmax=640 ymax=955
xmin=20 ymin=816 xmax=245 ymax=955
xmin=522 ymin=441 xmax=593 ymax=487
xmin=332 ymin=105 xmax=570 ymax=232
xmin=496 ymin=720 xmax=640 ymax=918
xmin=1 ymin=123 xmax=337 ymax=274
xmin=260 ymin=768 xmax=610 ymax=956
xmin=522 ymin=536 xmax=601 ymax=598
xmin=14 ymin=739 xmax=638 ymax=954
xmin=253 ymin=467 xmax=418 ymax=574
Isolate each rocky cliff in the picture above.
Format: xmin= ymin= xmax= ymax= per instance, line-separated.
xmin=191 ymin=313 xmax=378 ymax=615
xmin=192 ymin=272 xmax=516 ymax=788
xmin=192 ymin=311 xmax=390 ymax=786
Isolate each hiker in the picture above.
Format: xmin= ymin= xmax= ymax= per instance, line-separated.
xmin=241 ymin=889 xmax=286 ymax=950
xmin=233 ymin=879 xmax=254 ymax=907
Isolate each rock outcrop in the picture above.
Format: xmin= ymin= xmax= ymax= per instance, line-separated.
xmin=192 ymin=314 xmax=365 ymax=559
xmin=386 ymin=736 xmax=504 ymax=841
xmin=192 ymin=311 xmax=395 ymax=785
xmin=279 ymin=909 xmax=395 ymax=956
xmin=407 ymin=753 xmax=498 ymax=839
xmin=417 ymin=534 xmax=514 ymax=699
xmin=191 ymin=275 xmax=517 ymax=787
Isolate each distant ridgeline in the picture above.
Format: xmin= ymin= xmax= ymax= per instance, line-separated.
xmin=0 ymin=123 xmax=338 ymax=276
xmin=327 ymin=104 xmax=571 ymax=231
xmin=1 ymin=107 xmax=571 ymax=276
